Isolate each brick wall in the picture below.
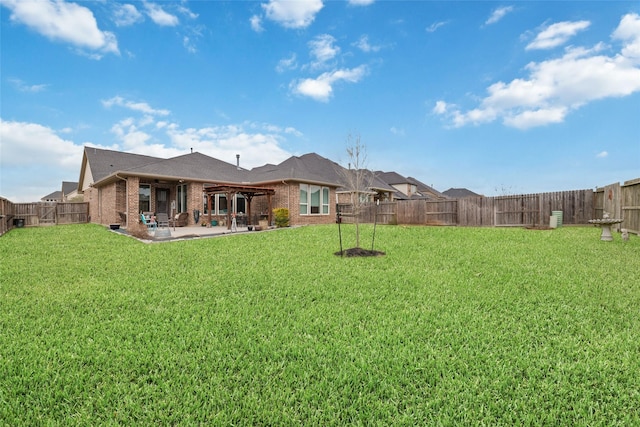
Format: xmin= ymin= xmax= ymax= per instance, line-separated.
xmin=84 ymin=183 xmax=119 ymax=225
xmin=253 ymin=182 xmax=337 ymax=226
xmin=85 ymin=178 xmax=337 ymax=228
xmin=84 ymin=186 xmax=98 ymax=223
xmin=184 ymin=182 xmax=204 ymax=226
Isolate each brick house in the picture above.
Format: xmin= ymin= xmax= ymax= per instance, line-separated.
xmin=78 ymin=147 xmax=396 ymax=229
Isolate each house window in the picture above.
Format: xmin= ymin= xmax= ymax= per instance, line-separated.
xmin=300 ymin=184 xmax=329 ymax=215
xmin=177 ymin=184 xmax=188 ymax=213
xmin=203 ymin=194 xmax=209 ymax=214
xmin=202 ymin=193 xmax=245 ymax=215
xmin=235 ymin=194 xmax=246 ymax=215
xmin=218 ymin=194 xmax=228 ymax=215
xmin=139 ymin=184 xmax=151 ymax=212
xmin=300 ymin=186 xmax=308 ymax=215
xmin=323 ymin=187 xmax=329 ymax=214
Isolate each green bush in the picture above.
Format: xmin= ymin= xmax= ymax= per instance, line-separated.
xmin=273 ymin=207 xmax=290 ymax=227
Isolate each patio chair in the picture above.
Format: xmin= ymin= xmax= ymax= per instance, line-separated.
xmin=156 ymin=213 xmax=169 ymax=228
xmin=140 ymin=213 xmax=157 ymax=230
xmin=169 ymin=212 xmax=189 ymax=227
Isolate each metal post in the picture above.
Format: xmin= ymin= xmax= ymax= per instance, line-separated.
xmin=337 ymin=204 xmax=343 ymax=257
xmin=371 ymin=199 xmax=379 ymax=251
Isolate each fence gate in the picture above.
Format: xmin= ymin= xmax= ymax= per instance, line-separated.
xmin=494 ymin=194 xmax=540 ymax=227
xmin=38 ymin=203 xmax=56 ymax=225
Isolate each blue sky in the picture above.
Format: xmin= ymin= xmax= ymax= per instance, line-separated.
xmin=1 ymin=0 xmax=639 ymax=202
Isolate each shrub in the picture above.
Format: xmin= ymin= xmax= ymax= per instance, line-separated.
xmin=129 ymin=222 xmax=151 ymax=239
xmin=273 ymin=208 xmax=290 ymax=227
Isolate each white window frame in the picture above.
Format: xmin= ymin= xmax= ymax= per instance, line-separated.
xmin=139 ymin=184 xmax=151 ymax=212
xmin=177 ymin=184 xmax=188 ymax=213
xmin=300 ymin=184 xmax=330 ymax=215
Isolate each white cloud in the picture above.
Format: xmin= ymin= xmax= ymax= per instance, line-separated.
xmin=261 ymin=0 xmax=323 ymax=29
xmin=8 ymin=78 xmax=47 ymax=93
xmin=390 ymin=126 xmax=405 ymax=136
xmin=250 ymin=14 xmax=264 ymax=32
xmin=1 ymin=0 xmax=119 ymax=57
xmin=426 ymin=21 xmax=449 ymax=33
xmin=526 ymin=20 xmax=591 ymax=50
xmin=144 ymin=2 xmax=179 ymax=27
xmin=276 ymin=54 xmax=297 ymax=73
xmin=354 ymin=35 xmax=382 ymax=52
xmin=113 ymin=3 xmax=143 ymax=27
xmin=0 ymin=119 xmax=83 ymax=168
xmin=308 ymin=34 xmax=340 ymax=68
xmin=613 ymin=13 xmax=640 ymax=63
xmin=292 ymin=65 xmax=368 ymax=102
xmin=503 ymin=107 xmax=567 ymax=129
xmin=165 ymin=123 xmax=293 ymax=168
xmin=177 ymin=5 xmax=198 ymax=20
xmin=435 ymin=13 xmax=640 ymax=129
xmin=348 ymin=0 xmax=374 ymax=5
xmin=485 ymin=6 xmax=514 ymax=26
xmin=183 ymin=36 xmax=196 ymax=54
xmin=432 ymin=100 xmax=449 ymax=115
xmin=103 ymin=97 xmax=172 ymax=149
xmin=0 ymin=119 xmax=109 ymax=202
xmin=102 ymin=96 xmax=170 ymax=116
xmin=596 ymin=151 xmax=609 ymax=158
xmin=110 ymin=118 xmax=152 ymax=149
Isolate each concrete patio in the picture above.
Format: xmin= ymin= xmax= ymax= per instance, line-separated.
xmin=111 ymin=224 xmax=269 ymax=242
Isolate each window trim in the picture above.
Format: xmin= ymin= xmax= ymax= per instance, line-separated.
xmin=177 ymin=184 xmax=188 ymax=213
xmin=299 ymin=184 xmax=330 ymax=216
xmin=139 ymin=184 xmax=151 ymax=213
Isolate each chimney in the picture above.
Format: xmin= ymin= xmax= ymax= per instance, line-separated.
xmin=191 ymin=148 xmax=193 ymax=153
xmin=236 ymin=154 xmax=240 ymax=170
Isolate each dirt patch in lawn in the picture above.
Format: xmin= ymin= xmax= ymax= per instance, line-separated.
xmin=335 ymin=247 xmax=386 ymax=257
xmin=525 ymin=225 xmax=554 ymax=230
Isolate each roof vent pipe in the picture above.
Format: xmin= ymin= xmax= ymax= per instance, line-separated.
xmin=236 ymin=154 xmax=240 ymax=169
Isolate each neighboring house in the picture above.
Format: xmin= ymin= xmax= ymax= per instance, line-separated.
xmin=41 ymin=182 xmax=80 ymax=203
xmin=78 ymin=147 xmax=397 ymax=229
xmin=61 ymin=181 xmax=79 ymax=201
xmin=375 ymin=171 xmax=447 ymax=200
xmin=41 ymin=191 xmax=62 ymax=202
xmin=406 ymin=176 xmax=448 ymax=200
xmin=442 ymin=188 xmax=482 ymax=198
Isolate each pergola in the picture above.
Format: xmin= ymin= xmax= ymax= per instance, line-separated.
xmin=203 ymin=184 xmax=276 ymax=229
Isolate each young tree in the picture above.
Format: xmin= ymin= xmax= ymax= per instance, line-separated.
xmin=338 ymin=133 xmax=376 ymax=248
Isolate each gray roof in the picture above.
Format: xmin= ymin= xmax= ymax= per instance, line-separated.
xmin=84 ymin=147 xmax=161 ymax=183
xmin=62 ymin=181 xmax=78 ymax=194
xmin=406 ymin=176 xmax=447 ymax=199
xmin=83 ymin=146 xmax=428 ymax=195
xmin=442 ymin=188 xmax=482 ymax=198
xmin=126 ymin=152 xmax=251 ymax=183
xmin=251 ymin=153 xmax=343 ymax=185
xmin=375 ymin=171 xmax=445 ymax=200
xmin=375 ymin=171 xmax=408 ymax=185
xmin=251 ymin=153 xmax=396 ymax=193
xmin=41 ymin=190 xmax=62 ymax=201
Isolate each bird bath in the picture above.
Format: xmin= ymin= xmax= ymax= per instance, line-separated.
xmin=588 ymin=218 xmax=623 ymax=241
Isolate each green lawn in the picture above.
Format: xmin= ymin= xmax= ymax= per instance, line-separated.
xmin=1 ymin=224 xmax=639 ymax=425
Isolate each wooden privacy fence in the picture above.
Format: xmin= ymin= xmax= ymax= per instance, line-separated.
xmin=0 ymin=197 xmax=13 ymax=237
xmin=595 ymin=178 xmax=640 ymax=234
xmin=342 ymin=189 xmax=598 ymax=228
xmin=0 ymin=199 xmax=89 ymax=235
